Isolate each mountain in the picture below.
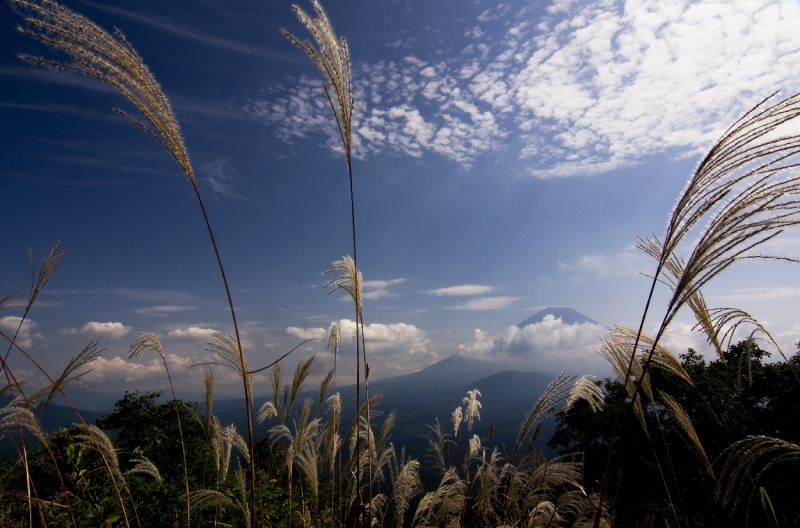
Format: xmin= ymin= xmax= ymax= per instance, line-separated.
xmin=517 ymin=306 xmax=599 ymax=327
xmin=369 ymin=354 xmax=506 ymax=391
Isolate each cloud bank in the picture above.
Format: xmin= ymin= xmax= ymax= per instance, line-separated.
xmin=458 ymin=314 xmax=609 ymax=374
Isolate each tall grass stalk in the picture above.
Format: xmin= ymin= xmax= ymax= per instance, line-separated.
xmin=12 ymin=1 xmax=258 ymax=520
xmin=283 ymin=3 xmax=366 ymax=521
xmin=595 ymin=91 xmax=800 ymax=527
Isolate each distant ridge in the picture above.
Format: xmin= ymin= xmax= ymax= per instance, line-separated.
xmin=517 ymin=307 xmax=599 ymax=327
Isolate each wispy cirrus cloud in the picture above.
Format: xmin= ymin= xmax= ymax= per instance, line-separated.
xmin=423 ymin=284 xmax=494 ymax=296
xmin=78 ymin=1 xmax=299 ymax=62
xmin=134 ymin=305 xmax=197 ymax=316
xmin=251 ymin=0 xmax=800 ymax=177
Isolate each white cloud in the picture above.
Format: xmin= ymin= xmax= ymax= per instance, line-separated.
xmin=0 ymin=316 xmax=38 ymax=348
xmin=458 ymin=314 xmax=609 ymax=374
xmin=167 ymin=326 xmax=218 ymax=340
xmin=250 ymin=0 xmax=800 ymax=177
xmin=446 ymin=296 xmax=520 ymax=310
xmin=286 ymin=326 xmax=328 ymax=340
xmin=656 ymin=320 xmax=714 ymax=360
xmin=513 ymin=0 xmax=800 ymax=177
xmin=287 ymin=319 xmax=438 ymax=377
xmin=81 ymin=353 xmax=267 ymax=393
xmin=423 ymin=284 xmax=494 ymax=296
xmin=362 ymin=278 xmax=407 ymax=301
xmin=134 ymin=305 xmax=197 ymax=316
xmin=63 ymin=322 xmax=132 ymax=340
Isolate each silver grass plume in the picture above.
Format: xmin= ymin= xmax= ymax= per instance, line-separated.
xmin=281 ymin=0 xmax=353 ymax=168
xmin=27 ymin=340 xmax=102 ymax=413
xmin=451 ymin=406 xmax=463 ymax=438
xmin=598 ymin=330 xmax=652 ymax=433
xmin=316 ymin=368 xmax=335 ymax=417
xmin=566 ymin=375 xmax=604 ymax=413
xmin=77 ymin=423 xmax=126 ymax=491
xmin=219 ymin=423 xmax=250 ymax=481
xmin=14 ymin=0 xmax=255 ymax=505
xmin=270 ymin=360 xmax=282 ymax=410
xmin=0 ymin=399 xmax=46 ymax=445
xmin=462 ymin=389 xmax=482 ymax=434
xmin=658 ymin=390 xmax=713 ymax=477
xmin=411 ymin=467 xmax=465 ymax=528
xmin=322 ymin=256 xmax=363 ymax=315
xmin=129 ymin=332 xmax=164 ymax=360
xmin=14 ymin=1 xmax=195 ymax=184
xmin=388 ymin=448 xmax=422 ymax=528
xmin=513 ymin=374 xmax=575 ymax=460
xmin=256 ymin=401 xmax=277 ymax=424
xmin=716 ymin=435 xmax=800 ymax=523
xmin=613 ymin=325 xmax=694 ymax=385
xmin=328 ymin=321 xmax=343 ymax=350
xmin=206 ymin=333 xmax=250 ymax=378
xmin=638 ymin=236 xmax=789 ymax=365
xmin=1 ymin=241 xmax=65 ymax=376
xmin=650 ymin=92 xmax=800 ymax=333
xmin=469 ymin=434 xmax=482 ymax=459
xmin=425 ymin=420 xmax=453 ymax=477
xmin=0 ymin=291 xmax=22 ymax=311
xmin=126 ymin=457 xmax=161 ymax=483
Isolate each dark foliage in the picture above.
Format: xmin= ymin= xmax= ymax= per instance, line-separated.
xmin=549 ymin=340 xmax=800 ymax=527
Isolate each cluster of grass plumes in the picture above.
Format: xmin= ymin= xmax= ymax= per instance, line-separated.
xmin=7 ymin=0 xmax=800 ymax=526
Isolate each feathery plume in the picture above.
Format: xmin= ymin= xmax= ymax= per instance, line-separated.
xmin=451 ymin=406 xmax=463 ymax=438
xmin=126 ymin=457 xmax=162 ymax=483
xmin=566 ymin=376 xmax=604 ymax=413
xmin=462 ymin=389 xmax=482 ymax=434
xmin=281 ymin=0 xmax=353 ymax=168
xmin=322 ymin=256 xmax=362 ymax=314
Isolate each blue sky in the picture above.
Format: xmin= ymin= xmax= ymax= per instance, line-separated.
xmin=2 ymin=0 xmax=800 ymax=404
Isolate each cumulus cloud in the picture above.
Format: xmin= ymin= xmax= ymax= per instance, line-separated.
xmin=0 ymin=316 xmax=39 ymax=348
xmin=63 ymin=322 xmax=132 ymax=340
xmin=446 ymin=296 xmax=520 ymax=310
xmin=134 ymin=305 xmax=197 ymax=316
xmin=286 ymin=326 xmax=328 ymax=340
xmin=656 ymin=321 xmax=714 ymax=360
xmin=287 ymin=319 xmax=437 ymax=377
xmin=458 ymin=314 xmax=608 ymax=374
xmin=81 ymin=353 xmax=267 ymax=394
xmin=167 ymin=326 xmax=218 ymax=340
xmin=249 ymin=0 xmax=800 ymax=177
xmin=423 ymin=284 xmax=494 ymax=296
